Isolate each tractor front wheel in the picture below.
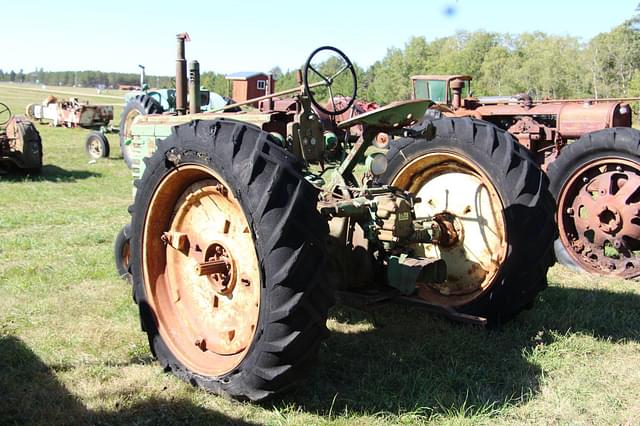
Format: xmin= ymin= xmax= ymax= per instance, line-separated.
xmin=377 ymin=117 xmax=555 ymax=323
xmin=129 ymin=119 xmax=332 ymax=401
xmin=548 ymin=128 xmax=640 ymax=279
xmin=119 ymin=95 xmax=163 ymax=168
xmin=85 ymin=131 xmax=110 ymax=160
xmin=114 ymin=224 xmax=131 ymax=281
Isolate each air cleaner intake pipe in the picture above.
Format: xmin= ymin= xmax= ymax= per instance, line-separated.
xmin=189 ymin=60 xmax=201 ymax=114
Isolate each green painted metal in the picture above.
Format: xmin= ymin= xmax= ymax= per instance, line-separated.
xmin=387 ymin=255 xmax=447 ymax=295
xmin=337 ymin=99 xmax=432 ymax=130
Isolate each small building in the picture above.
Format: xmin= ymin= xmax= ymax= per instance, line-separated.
xmin=225 ymin=72 xmax=275 ymax=106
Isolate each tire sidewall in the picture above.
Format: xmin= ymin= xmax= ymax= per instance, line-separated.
xmin=119 ymin=95 xmax=162 ymax=168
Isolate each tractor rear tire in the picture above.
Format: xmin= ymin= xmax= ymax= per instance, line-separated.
xmin=376 ymin=117 xmax=555 ymax=324
xmin=85 ymin=131 xmax=110 ymax=160
xmin=129 ymin=119 xmax=332 ymax=401
xmin=547 ymin=127 xmax=640 ymax=279
xmin=114 ymin=223 xmax=131 ymax=281
xmin=119 ymin=95 xmax=163 ymax=169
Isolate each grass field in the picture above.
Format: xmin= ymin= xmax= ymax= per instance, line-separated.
xmin=1 ymin=84 xmax=640 ymax=425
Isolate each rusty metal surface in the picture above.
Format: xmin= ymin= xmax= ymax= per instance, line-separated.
xmin=558 ymin=157 xmax=640 ymax=277
xmin=472 ymin=101 xmax=631 ymax=139
xmin=175 ymin=33 xmax=190 ymax=115
xmin=1 ymin=114 xmax=42 ymax=170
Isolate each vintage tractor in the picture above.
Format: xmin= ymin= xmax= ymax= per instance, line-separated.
xmin=26 ymin=96 xmax=114 ymax=161
xmin=118 ymin=37 xmax=554 ymax=401
xmin=412 ymin=74 xmax=640 ymax=279
xmin=0 ymin=102 xmax=43 ymax=173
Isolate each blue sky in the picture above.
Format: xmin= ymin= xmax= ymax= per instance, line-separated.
xmin=1 ymin=0 xmax=637 ymax=75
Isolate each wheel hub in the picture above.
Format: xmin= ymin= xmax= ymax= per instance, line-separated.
xmin=391 ymin=153 xmax=506 ymax=306
xmin=197 ymin=242 xmax=236 ymax=295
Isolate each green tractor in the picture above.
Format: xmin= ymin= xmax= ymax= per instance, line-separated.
xmin=118 ymin=38 xmax=555 ymax=401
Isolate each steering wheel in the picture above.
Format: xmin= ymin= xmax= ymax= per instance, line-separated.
xmin=0 ymin=102 xmax=12 ymax=126
xmin=303 ymin=46 xmax=357 ymax=116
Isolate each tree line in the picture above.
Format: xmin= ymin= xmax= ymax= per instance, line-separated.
xmin=2 ymin=20 xmax=639 ymax=105
xmin=271 ymin=21 xmax=640 ymax=104
xmin=0 ymin=69 xmax=174 ymax=89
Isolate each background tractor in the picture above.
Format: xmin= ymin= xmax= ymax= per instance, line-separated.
xmin=412 ymin=74 xmax=640 ymax=279
xmin=26 ymin=96 xmax=113 ymax=161
xmin=0 ymin=102 xmax=43 ymax=173
xmin=118 ymin=36 xmax=555 ymax=401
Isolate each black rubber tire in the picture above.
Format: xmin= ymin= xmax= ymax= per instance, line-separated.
xmin=376 ymin=117 xmax=556 ymax=324
xmin=114 ymin=223 xmax=131 ymax=281
xmin=129 ymin=118 xmax=332 ymax=401
xmin=85 ymin=131 xmax=110 ymax=159
xmin=15 ymin=119 xmax=43 ymax=172
xmin=119 ymin=95 xmax=163 ymax=168
xmin=547 ymin=127 xmax=640 ymax=278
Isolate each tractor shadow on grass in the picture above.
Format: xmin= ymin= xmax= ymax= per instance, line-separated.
xmin=0 ymin=164 xmax=101 ymax=182
xmin=279 ymin=283 xmax=640 ymax=417
xmin=0 ymin=335 xmax=258 ymax=425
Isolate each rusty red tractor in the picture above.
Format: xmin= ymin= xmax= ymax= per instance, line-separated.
xmin=116 ymin=37 xmax=555 ymax=401
xmin=0 ymin=102 xmax=43 ymax=173
xmin=411 ymin=75 xmax=640 ymax=279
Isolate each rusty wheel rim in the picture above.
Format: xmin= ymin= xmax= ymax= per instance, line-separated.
xmin=558 ymin=157 xmax=640 ymax=277
xmin=391 ymin=152 xmax=507 ymax=307
xmin=87 ymin=138 xmax=103 ymax=159
xmin=142 ymin=164 xmax=260 ymax=376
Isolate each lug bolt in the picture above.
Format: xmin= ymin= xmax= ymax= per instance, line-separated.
xmin=194 ymin=337 xmax=207 ymax=351
xmin=566 ymin=207 xmax=574 ymax=215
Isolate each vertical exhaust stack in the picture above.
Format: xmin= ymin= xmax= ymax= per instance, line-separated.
xmin=176 ymin=32 xmax=191 ymax=115
xmin=189 ymin=60 xmax=201 ymax=114
xmin=450 ymin=78 xmax=464 ymax=110
xmin=138 ymin=65 xmax=145 ymax=90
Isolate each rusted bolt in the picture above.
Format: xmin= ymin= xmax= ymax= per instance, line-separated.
xmin=163 ymin=232 xmax=189 ymax=253
xmin=241 ymin=273 xmax=251 ymax=287
xmin=194 ymin=337 xmax=207 ymax=351
xmin=613 ymin=240 xmax=622 ymax=249
xmin=215 ymin=184 xmax=228 ymax=197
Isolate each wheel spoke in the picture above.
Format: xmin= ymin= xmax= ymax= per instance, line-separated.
xmin=309 ymin=64 xmax=329 ymax=85
xmin=328 ymin=85 xmax=337 ymax=113
xmin=330 ymin=63 xmax=351 ymax=82
xmin=614 ymin=173 xmax=640 ymax=202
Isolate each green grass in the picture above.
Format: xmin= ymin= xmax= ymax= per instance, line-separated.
xmin=2 ymin=84 xmax=640 ymax=425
